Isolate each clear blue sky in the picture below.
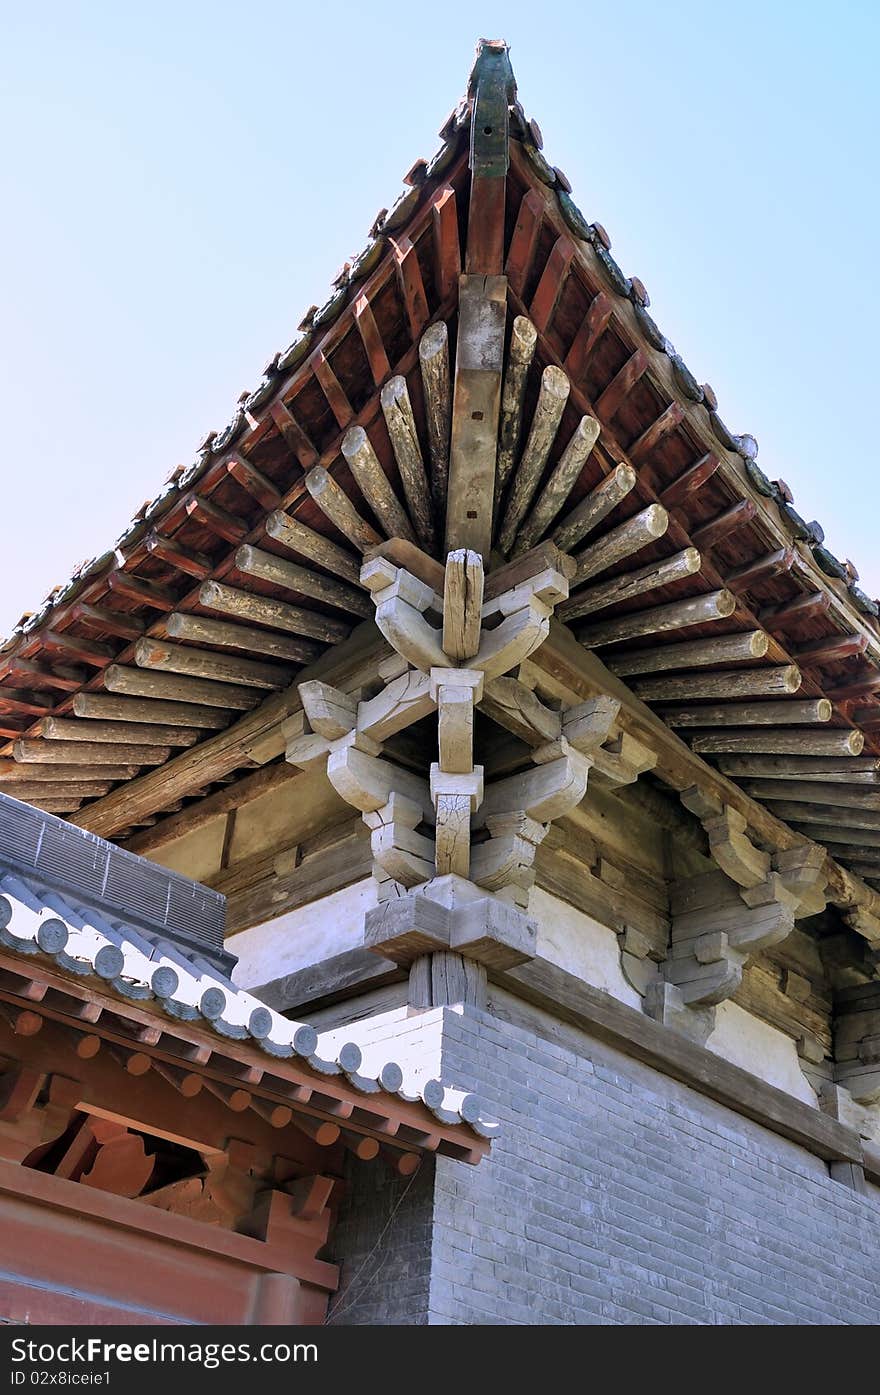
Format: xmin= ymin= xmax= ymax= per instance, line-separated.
xmin=1 ymin=1 xmax=877 ymax=638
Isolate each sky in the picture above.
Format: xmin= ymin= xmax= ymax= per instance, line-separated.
xmin=1 ymin=1 xmax=877 ymax=639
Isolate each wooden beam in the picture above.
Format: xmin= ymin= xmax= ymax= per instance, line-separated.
xmin=742 ymin=780 xmax=880 ymax=810
xmin=504 ymin=188 xmax=543 ymax=298
xmin=632 ymin=666 xmax=802 ymax=701
xmin=529 ymin=236 xmax=574 ymax=334
xmin=0 ymin=762 xmax=141 ymax=783
xmin=560 ymin=547 xmax=700 ymax=622
xmin=39 ymin=717 xmax=202 ymax=747
xmin=662 ymin=699 xmax=832 ymax=727
xmin=594 ymin=349 xmax=648 ymax=424
xmin=232 ymin=546 xmax=365 ymax=619
xmin=795 ymin=633 xmax=869 ymax=666
xmin=572 ymin=504 xmax=669 ymax=585
xmin=576 ymin=589 xmax=737 ymax=648
xmin=13 ymin=740 xmax=169 ymax=766
xmin=765 ymin=802 xmax=880 ymax=833
xmin=390 ymin=235 xmax=429 ymax=341
xmin=183 ymin=494 xmax=248 ymax=545
xmin=442 ymin=550 xmax=484 ymax=661
xmin=226 ymin=455 xmax=282 ymax=510
xmin=41 ymin=631 xmax=114 ymax=668
xmin=431 ymin=185 xmax=461 ymax=304
xmin=516 ymin=414 xmax=600 ymax=555
xmin=0 ymin=781 xmax=113 ymax=800
xmin=551 ymin=463 xmax=636 ymax=554
xmin=691 ymin=498 xmax=758 ymax=551
xmin=0 ymin=660 xmax=85 ymax=693
xmin=67 ymin=604 xmax=145 ymax=642
xmin=692 ymin=730 xmax=864 ymax=757
xmin=0 ymin=690 xmax=53 ymax=718
xmin=208 ymin=575 xmax=358 ymax=640
xmin=724 ymin=547 xmax=795 ymax=593
xmin=145 ymin=533 xmax=212 ymax=580
xmin=267 ymin=400 xmax=318 ymax=469
xmin=564 ymin=291 xmax=613 ymax=383
xmin=103 ymin=664 xmax=259 ymax=710
xmin=607 ymin=630 xmax=769 ymax=676
xmin=446 ymin=274 xmax=506 ymax=558
xmin=499 ymin=365 xmax=570 ymax=553
xmin=715 ymin=755 xmax=880 ymax=783
xmin=72 ymin=692 xmax=229 ymax=729
xmin=759 ymin=591 xmax=831 ymax=630
xmin=354 ymin=295 xmax=391 ymax=388
xmin=829 ymin=675 xmax=880 ymax=703
xmin=380 ymin=376 xmax=435 ymax=552
xmin=418 ymin=322 xmax=452 ymax=515
xmin=496 ymin=315 xmax=538 ymax=505
xmin=72 ymin=623 xmax=385 ymax=837
xmin=134 ymin=638 xmax=293 ymax=691
xmin=105 ymin=570 xmax=176 ymax=612
xmin=166 ymin=612 xmax=323 ymax=665
xmin=310 ymin=349 xmax=353 ymax=429
xmin=340 ymin=426 xmax=415 ymax=544
xmin=122 ymin=761 xmax=300 ymax=855
xmin=627 ymin=402 xmax=685 ymax=466
xmin=304 ymin=466 xmax=382 ymax=553
xmin=658 ymin=453 xmax=720 ymax=509
xmin=464 ymin=40 xmax=513 ymax=274
xmin=263 ymin=510 xmax=361 ymax=586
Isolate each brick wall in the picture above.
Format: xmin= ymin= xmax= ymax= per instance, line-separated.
xmin=331 ymin=990 xmax=880 ymax=1324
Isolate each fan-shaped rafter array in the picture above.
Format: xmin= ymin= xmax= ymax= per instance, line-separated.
xmin=1 ymin=40 xmax=880 ymax=903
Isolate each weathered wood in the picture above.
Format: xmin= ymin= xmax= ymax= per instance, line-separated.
xmin=167 ymin=611 xmax=323 ymax=664
xmin=551 ymin=463 xmax=636 ymax=554
xmin=529 ymin=236 xmax=575 ymax=334
xmin=75 ymin=626 xmax=386 ymax=837
xmin=13 ymin=740 xmax=169 ymax=766
xmin=299 ymin=681 xmax=358 ymax=740
xmin=310 ymin=348 xmax=354 ymax=430
xmin=432 ymin=184 xmax=461 ymax=304
xmin=627 ymin=402 xmax=685 ymax=466
xmin=483 ymin=540 xmax=575 ymax=603
xmin=41 ymin=631 xmax=114 ymax=668
xmin=576 ymin=589 xmax=736 ymax=648
xmin=716 ymin=755 xmax=880 ymax=783
xmin=0 ymin=781 xmax=113 ymax=800
xmin=789 ymin=825 xmax=880 ymax=851
xmin=234 ymin=545 xmax=369 ymax=619
xmin=505 ymin=189 xmax=543 ymax=298
xmin=515 ymin=415 xmax=601 ymax=555
xmin=0 ymin=762 xmax=141 ymax=783
xmin=39 ymin=716 xmax=202 ymax=747
xmin=418 ymin=322 xmax=452 ymax=513
xmin=564 ymin=291 xmax=613 ymax=382
xmin=442 ymin=550 xmax=484 ymax=660
xmin=765 ymin=801 xmax=880 ymax=833
xmin=105 ymin=570 xmax=176 ymax=612
xmin=104 ymin=663 xmax=260 ymax=711
xmin=759 ymin=592 xmax=831 ymax=630
xmin=145 ymin=532 xmax=212 ymax=580
xmin=263 ymin=511 xmax=361 ymax=587
xmin=304 ymin=466 xmax=382 ymax=553
xmin=561 ymin=547 xmax=700 ymax=621
xmin=226 ymin=455 xmax=282 ymax=509
xmin=17 ymin=797 xmax=84 ymax=812
xmin=594 ymin=349 xmax=648 ymax=424
xmin=658 ymin=453 xmax=720 ymax=509
xmin=692 ymin=730 xmax=864 ymax=757
xmin=480 ymin=677 xmax=562 ymax=748
xmin=435 ymin=669 xmax=482 ymax=775
xmin=340 ymin=427 xmax=415 ymax=543
xmin=267 ymin=400 xmax=318 ymax=469
xmin=795 ymin=632 xmax=868 ymax=666
xmin=182 ymin=493 xmax=248 ymax=544
xmin=363 ymin=538 xmax=445 ymax=595
xmin=68 ymin=603 xmax=146 ymax=642
xmin=380 ymin=376 xmax=435 ymax=551
xmin=726 ymin=548 xmax=795 ymax=593
xmin=607 ymin=630 xmax=769 ymax=677
xmin=742 ymin=781 xmax=880 ymax=811
xmin=354 ymin=295 xmax=391 ymax=388
xmin=691 ymin=498 xmax=758 ymax=552
xmin=73 ymin=692 xmax=229 ymax=730
xmin=357 ymin=669 xmax=434 ymax=742
xmin=573 ymin=503 xmax=669 ymax=585
xmin=135 ymin=638 xmax=292 ymax=691
xmin=663 ymin=699 xmax=831 ymax=727
xmin=829 ymin=675 xmax=880 ymax=703
xmin=0 ymin=690 xmax=53 ymax=718
xmin=391 ymin=234 xmax=429 ymax=341
xmin=122 ymin=761 xmax=300 ymax=855
xmin=446 ymin=274 xmax=506 ymax=558
xmin=499 ymin=364 xmax=570 ymax=554
xmin=0 ymin=659 xmax=86 ymax=692
xmin=200 ymin=580 xmax=353 ymax=647
xmin=633 ymin=666 xmax=802 ymax=702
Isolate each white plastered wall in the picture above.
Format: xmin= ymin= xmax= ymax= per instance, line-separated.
xmin=227 ymin=876 xmax=378 ymax=990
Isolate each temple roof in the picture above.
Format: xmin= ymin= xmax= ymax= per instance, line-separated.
xmin=2 ymin=39 xmax=880 ymax=917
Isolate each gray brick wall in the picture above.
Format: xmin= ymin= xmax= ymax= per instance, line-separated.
xmin=331 ymin=992 xmax=880 ymax=1324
